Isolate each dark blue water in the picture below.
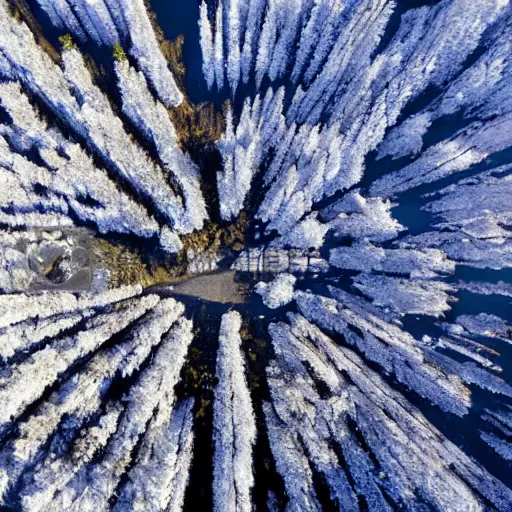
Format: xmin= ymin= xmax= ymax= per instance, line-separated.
xmin=149 ymin=0 xmax=211 ymax=104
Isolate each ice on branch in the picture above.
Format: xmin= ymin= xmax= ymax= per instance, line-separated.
xmin=333 ymin=0 xmax=507 ymax=194
xmin=377 ymin=113 xmax=433 ymax=161
xmin=395 ymin=164 xmax=512 ymax=271
xmin=274 ymin=215 xmax=329 ymax=250
xmin=291 ymin=0 xmax=348 ymax=85
xmin=288 ymin=0 xmax=394 ymax=126
xmin=15 ymin=402 xmax=124 ymax=511
xmin=34 ymin=0 xmax=87 ymax=42
xmin=213 ymin=311 xmax=256 ymax=512
xmin=212 ymin=2 xmax=225 ymax=90
xmin=0 ymin=137 xmax=73 ymax=230
xmin=481 ymin=431 xmax=512 ymax=462
xmin=0 ymin=4 xmax=89 ymax=132
xmin=225 ymin=0 xmax=242 ymax=93
xmin=160 ymin=226 xmax=184 ymax=255
xmin=435 ymin=321 xmax=501 ymax=368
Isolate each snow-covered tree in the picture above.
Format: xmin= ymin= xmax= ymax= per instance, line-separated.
xmin=213 ymin=2 xmax=225 ymax=90
xmin=0 ymin=294 xmax=187 ymax=507
xmin=34 ymin=0 xmax=182 ymax=106
xmin=26 ymin=313 xmax=194 ymax=511
xmin=295 ymin=288 xmax=471 ymax=416
xmin=0 ymin=293 xmax=164 ymax=433
xmin=264 ymin=312 xmax=512 ymax=510
xmin=0 ymin=82 xmax=160 ymax=239
xmin=352 ymin=273 xmax=456 ymax=318
xmin=256 ymin=273 xmax=296 ymax=309
xmin=199 ymin=1 xmax=215 ymax=89
xmin=330 ymin=243 xmax=455 ymax=278
xmin=61 ymin=48 xmax=186 ymax=232
xmin=217 ymin=89 xmax=286 ymax=220
xmin=213 ymin=311 xmax=256 ymax=512
xmin=2 ymin=0 xmax=512 ymax=508
xmin=481 ymin=406 xmax=512 ymax=461
xmin=115 ymin=60 xmax=207 ymax=234
xmin=112 ymin=397 xmax=195 ymax=512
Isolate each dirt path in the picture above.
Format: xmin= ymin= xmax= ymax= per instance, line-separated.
xmin=171 ymin=270 xmax=248 ymax=304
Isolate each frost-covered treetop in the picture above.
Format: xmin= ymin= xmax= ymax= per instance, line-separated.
xmin=256 ymin=273 xmax=296 ymax=309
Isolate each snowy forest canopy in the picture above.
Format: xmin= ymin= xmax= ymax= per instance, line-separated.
xmin=0 ymin=0 xmax=511 ymax=510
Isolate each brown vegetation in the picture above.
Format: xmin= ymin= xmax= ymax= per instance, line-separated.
xmin=182 ymin=212 xmax=248 ymax=256
xmin=163 ymin=36 xmax=225 ymax=147
xmin=142 ymin=2 xmax=225 ymax=146
xmin=239 ymin=323 xmax=268 ymax=392
xmin=92 ymin=237 xmax=171 ymax=289
xmin=92 ymin=212 xmax=248 ymax=289
xmin=154 ymin=212 xmax=249 ymax=278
